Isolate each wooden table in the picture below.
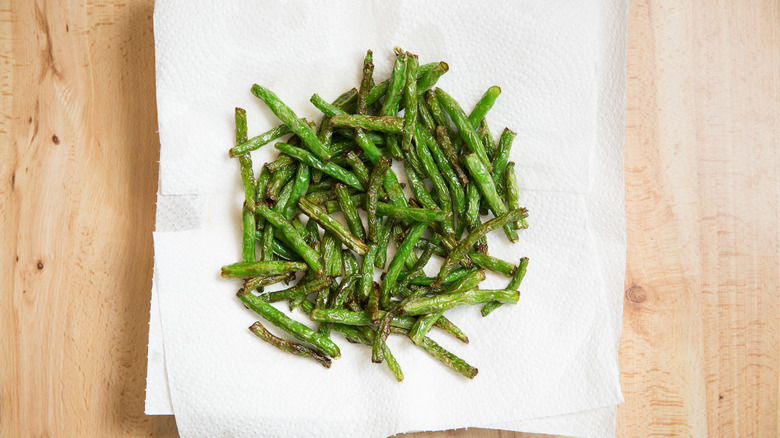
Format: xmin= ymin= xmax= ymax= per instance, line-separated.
xmin=1 ymin=1 xmax=777 ymax=436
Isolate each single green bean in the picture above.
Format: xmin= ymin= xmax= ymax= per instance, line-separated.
xmin=421 ymin=125 xmax=465 ymax=215
xmin=435 ymin=88 xmax=491 ymax=170
xmin=322 ymin=233 xmax=342 ymax=278
xmin=334 ymin=183 xmax=366 ymax=241
xmin=468 ymin=86 xmax=501 ymax=128
xmin=256 ymin=204 xmax=324 ymax=276
xmin=357 ymin=50 xmax=374 ymax=115
xmin=381 ymin=222 xmax=427 ymax=308
xmin=282 ymin=164 xmax=311 ymax=220
xmin=401 ymin=54 xmax=418 ymax=153
xmin=468 ymin=251 xmax=516 ymax=277
xmin=425 ymin=90 xmax=457 ymax=147
xmin=380 ymin=52 xmax=407 ymax=159
xmin=249 ymin=321 xmax=331 ymax=368
xmin=414 ymin=125 xmax=453 ymax=217
xmin=343 ymin=251 xmax=358 ymax=276
xmin=367 ymin=156 xmax=392 ymax=243
xmin=358 ymin=244 xmax=377 ymax=302
xmin=343 ymin=151 xmax=370 ymax=188
xmin=275 ymin=142 xmax=363 ymax=190
xmin=477 ymin=119 xmax=496 ymax=159
xmin=493 ymin=128 xmax=516 ymax=194
xmin=402 ymin=289 xmax=518 ymax=315
xmin=374 ymin=218 xmax=394 ymax=269
xmin=261 ymin=277 xmax=333 ymax=303
xmin=416 ymin=335 xmax=478 ymax=379
xmin=443 ymin=269 xmax=486 ymax=294
xmin=238 ymin=291 xmax=340 ymax=358
xmin=330 ymin=115 xmax=404 ymax=134
xmin=251 ymin=84 xmax=332 ymax=162
xmin=482 ymin=257 xmax=528 ymax=316
xmin=416 ymin=61 xmax=448 ymax=95
xmin=463 ymin=153 xmax=518 ymax=242
xmin=376 ymin=202 xmax=451 ymax=223
xmin=266 ymin=154 xmax=296 ymax=173
xmin=504 ymin=161 xmax=527 ymax=229
xmin=331 ymin=274 xmax=359 ymax=309
xmin=417 ymin=97 xmax=436 ymax=132
xmin=271 ymin=238 xmax=302 ymax=261
xmin=433 ymin=208 xmax=527 ymax=288
xmin=298 ymin=197 xmax=369 ymax=255
xmin=261 ymin=224 xmax=274 ymax=262
xmin=254 ymin=167 xmax=271 ymax=214
xmin=242 ymin=273 xmax=294 ymax=292
xmin=332 ymin=87 xmax=358 ymax=110
xmin=221 ymin=261 xmax=308 ymax=278
xmin=231 ymin=124 xmax=293 ymax=157
xmin=265 ymin=160 xmax=297 ymax=202
xmin=408 ymin=267 xmax=473 ymax=286
xmin=464 ymin=183 xmax=488 ymax=254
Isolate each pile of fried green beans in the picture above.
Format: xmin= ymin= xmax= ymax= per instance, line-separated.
xmin=223 ymin=47 xmax=529 ymax=380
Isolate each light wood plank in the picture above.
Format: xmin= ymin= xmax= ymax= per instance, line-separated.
xmin=619 ymin=1 xmax=779 ymax=437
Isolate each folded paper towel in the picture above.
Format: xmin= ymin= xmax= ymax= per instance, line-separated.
xmin=147 ymin=1 xmax=628 ymax=437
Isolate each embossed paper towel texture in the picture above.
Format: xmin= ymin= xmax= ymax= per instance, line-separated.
xmin=147 ymin=0 xmax=627 ymax=437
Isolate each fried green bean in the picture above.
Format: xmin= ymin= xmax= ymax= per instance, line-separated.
xmin=282 ymin=163 xmax=311 ymax=220
xmin=330 ymin=114 xmax=404 ymax=134
xmin=332 ymin=87 xmax=358 ymax=110
xmin=493 ymin=128 xmax=516 ymax=196
xmin=251 ymin=84 xmax=332 ymax=162
xmin=367 ymin=156 xmax=392 ymax=243
xmin=334 ymin=183 xmax=366 ymax=241
xmin=414 ymin=125 xmax=451 ymax=212
xmin=417 ymin=97 xmax=436 ymax=132
xmin=374 ymin=218 xmax=394 ymax=269
xmin=242 ymin=273 xmax=295 ymax=293
xmin=504 ymin=161 xmax=527 ymax=229
xmin=376 ymin=203 xmax=451 ymax=223
xmin=256 ymin=204 xmax=324 ymax=276
xmin=402 ymin=289 xmax=518 ymax=315
xmin=401 ymin=54 xmax=418 ymax=153
xmin=435 ymin=88 xmax=491 ymax=170
xmin=298 ymin=197 xmax=369 ymax=255
xmin=421 ymin=124 xmax=465 ymax=216
xmin=381 ymin=222 xmax=427 ymax=308
xmin=416 ymin=61 xmax=448 ymax=95
xmin=468 ymin=251 xmax=517 ymax=277
xmin=343 ymin=151 xmax=370 ymax=188
xmin=482 ymin=257 xmax=528 ymax=316
xmin=463 ymin=153 xmax=518 ymax=242
xmin=464 ymin=183 xmax=487 ymax=254
xmin=238 ymin=291 xmax=340 ymax=358
xmin=343 ymin=251 xmax=359 ymax=276
xmin=221 ymin=261 xmax=308 ymax=278
xmin=271 ymin=238 xmax=302 ymax=261
xmin=261 ymin=225 xmax=274 ymax=262
xmin=249 ymin=321 xmax=331 ymax=368
xmin=358 ymin=244 xmax=377 ymax=302
xmin=416 ymin=335 xmax=478 ymax=379
xmin=230 ymin=124 xmax=292 ymax=157
xmin=357 ymin=50 xmax=374 ymax=115
xmin=435 ymin=126 xmax=469 ymax=186
xmin=261 ymin=277 xmax=333 ymax=303
xmin=379 ymin=51 xmax=407 ymax=159
xmin=468 ymin=86 xmax=501 ymax=128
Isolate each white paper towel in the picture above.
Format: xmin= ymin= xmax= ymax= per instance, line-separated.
xmin=146 ymin=0 xmax=628 ymax=436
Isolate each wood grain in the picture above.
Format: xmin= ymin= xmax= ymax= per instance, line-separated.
xmin=1 ymin=1 xmax=777 ymax=437
xmin=619 ymin=1 xmax=779 ymax=437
